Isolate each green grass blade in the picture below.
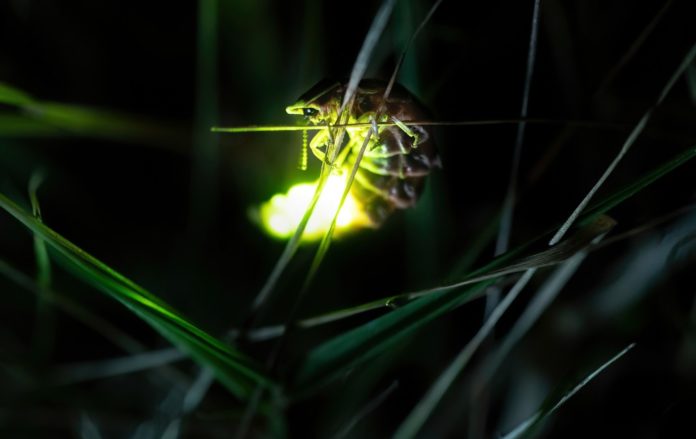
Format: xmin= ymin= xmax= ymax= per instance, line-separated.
xmin=501 ymin=343 xmax=635 ymax=439
xmin=292 ymin=279 xmax=494 ymax=393
xmin=0 ymin=82 xmax=36 ymax=106
xmin=0 ymin=192 xmax=274 ymax=399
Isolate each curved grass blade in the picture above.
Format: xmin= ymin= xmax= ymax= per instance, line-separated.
xmin=291 ymin=144 xmax=695 ymax=393
xmin=0 ymin=192 xmax=274 ymax=399
xmin=501 ymin=343 xmax=635 ymax=439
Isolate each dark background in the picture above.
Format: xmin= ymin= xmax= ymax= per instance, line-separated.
xmin=1 ymin=0 xmax=695 ymax=437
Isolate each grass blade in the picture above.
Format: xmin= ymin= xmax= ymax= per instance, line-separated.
xmin=52 ymin=348 xmax=186 ymax=384
xmin=0 ymin=192 xmax=274 ymax=399
xmin=495 ymin=0 xmax=541 ymax=257
xmin=501 ymin=343 xmax=635 ymax=439
xmin=332 ymin=381 xmax=399 ymax=439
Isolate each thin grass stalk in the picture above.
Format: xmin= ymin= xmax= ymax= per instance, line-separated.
xmin=189 ymin=0 xmax=220 ymax=241
xmin=500 ymin=343 xmax=635 ymax=439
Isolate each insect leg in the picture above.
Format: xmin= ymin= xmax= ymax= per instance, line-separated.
xmin=391 ymin=116 xmax=420 ymax=149
xmin=308 ymin=127 xmax=329 ymax=163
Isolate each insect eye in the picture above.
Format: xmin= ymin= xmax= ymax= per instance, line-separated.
xmin=303 ymin=108 xmax=319 ymax=117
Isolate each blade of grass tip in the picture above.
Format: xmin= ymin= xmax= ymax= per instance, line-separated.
xmin=501 ymin=343 xmax=635 ymax=439
xmin=52 ymin=347 xmax=187 ymax=384
xmin=590 ymin=204 xmax=696 ymax=253
xmin=28 ymin=171 xmax=54 ymax=361
xmin=475 ymin=231 xmax=609 ymax=400
xmin=488 ymin=0 xmax=542 ymax=317
xmin=549 ymin=42 xmax=696 ymax=246
xmin=190 ymin=0 xmax=220 ymax=243
xmin=332 ymin=381 xmax=399 ymax=439
xmin=394 ymin=269 xmax=537 ymax=439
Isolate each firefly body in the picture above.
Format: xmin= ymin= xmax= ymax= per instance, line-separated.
xmin=286 ymin=79 xmax=441 ymax=226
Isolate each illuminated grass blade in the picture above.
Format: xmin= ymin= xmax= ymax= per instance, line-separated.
xmin=501 ymin=343 xmax=635 ymax=439
xmin=0 ymin=192 xmax=274 ymax=399
xmin=291 ymin=145 xmax=695 ymax=392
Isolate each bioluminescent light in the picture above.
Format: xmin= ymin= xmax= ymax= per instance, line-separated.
xmin=255 ymin=173 xmax=371 ymax=241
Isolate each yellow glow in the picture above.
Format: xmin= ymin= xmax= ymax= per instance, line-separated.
xmin=256 ymin=173 xmax=371 ymax=241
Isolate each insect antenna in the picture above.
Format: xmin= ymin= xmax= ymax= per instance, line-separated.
xmin=298 ymin=128 xmax=308 ymax=171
